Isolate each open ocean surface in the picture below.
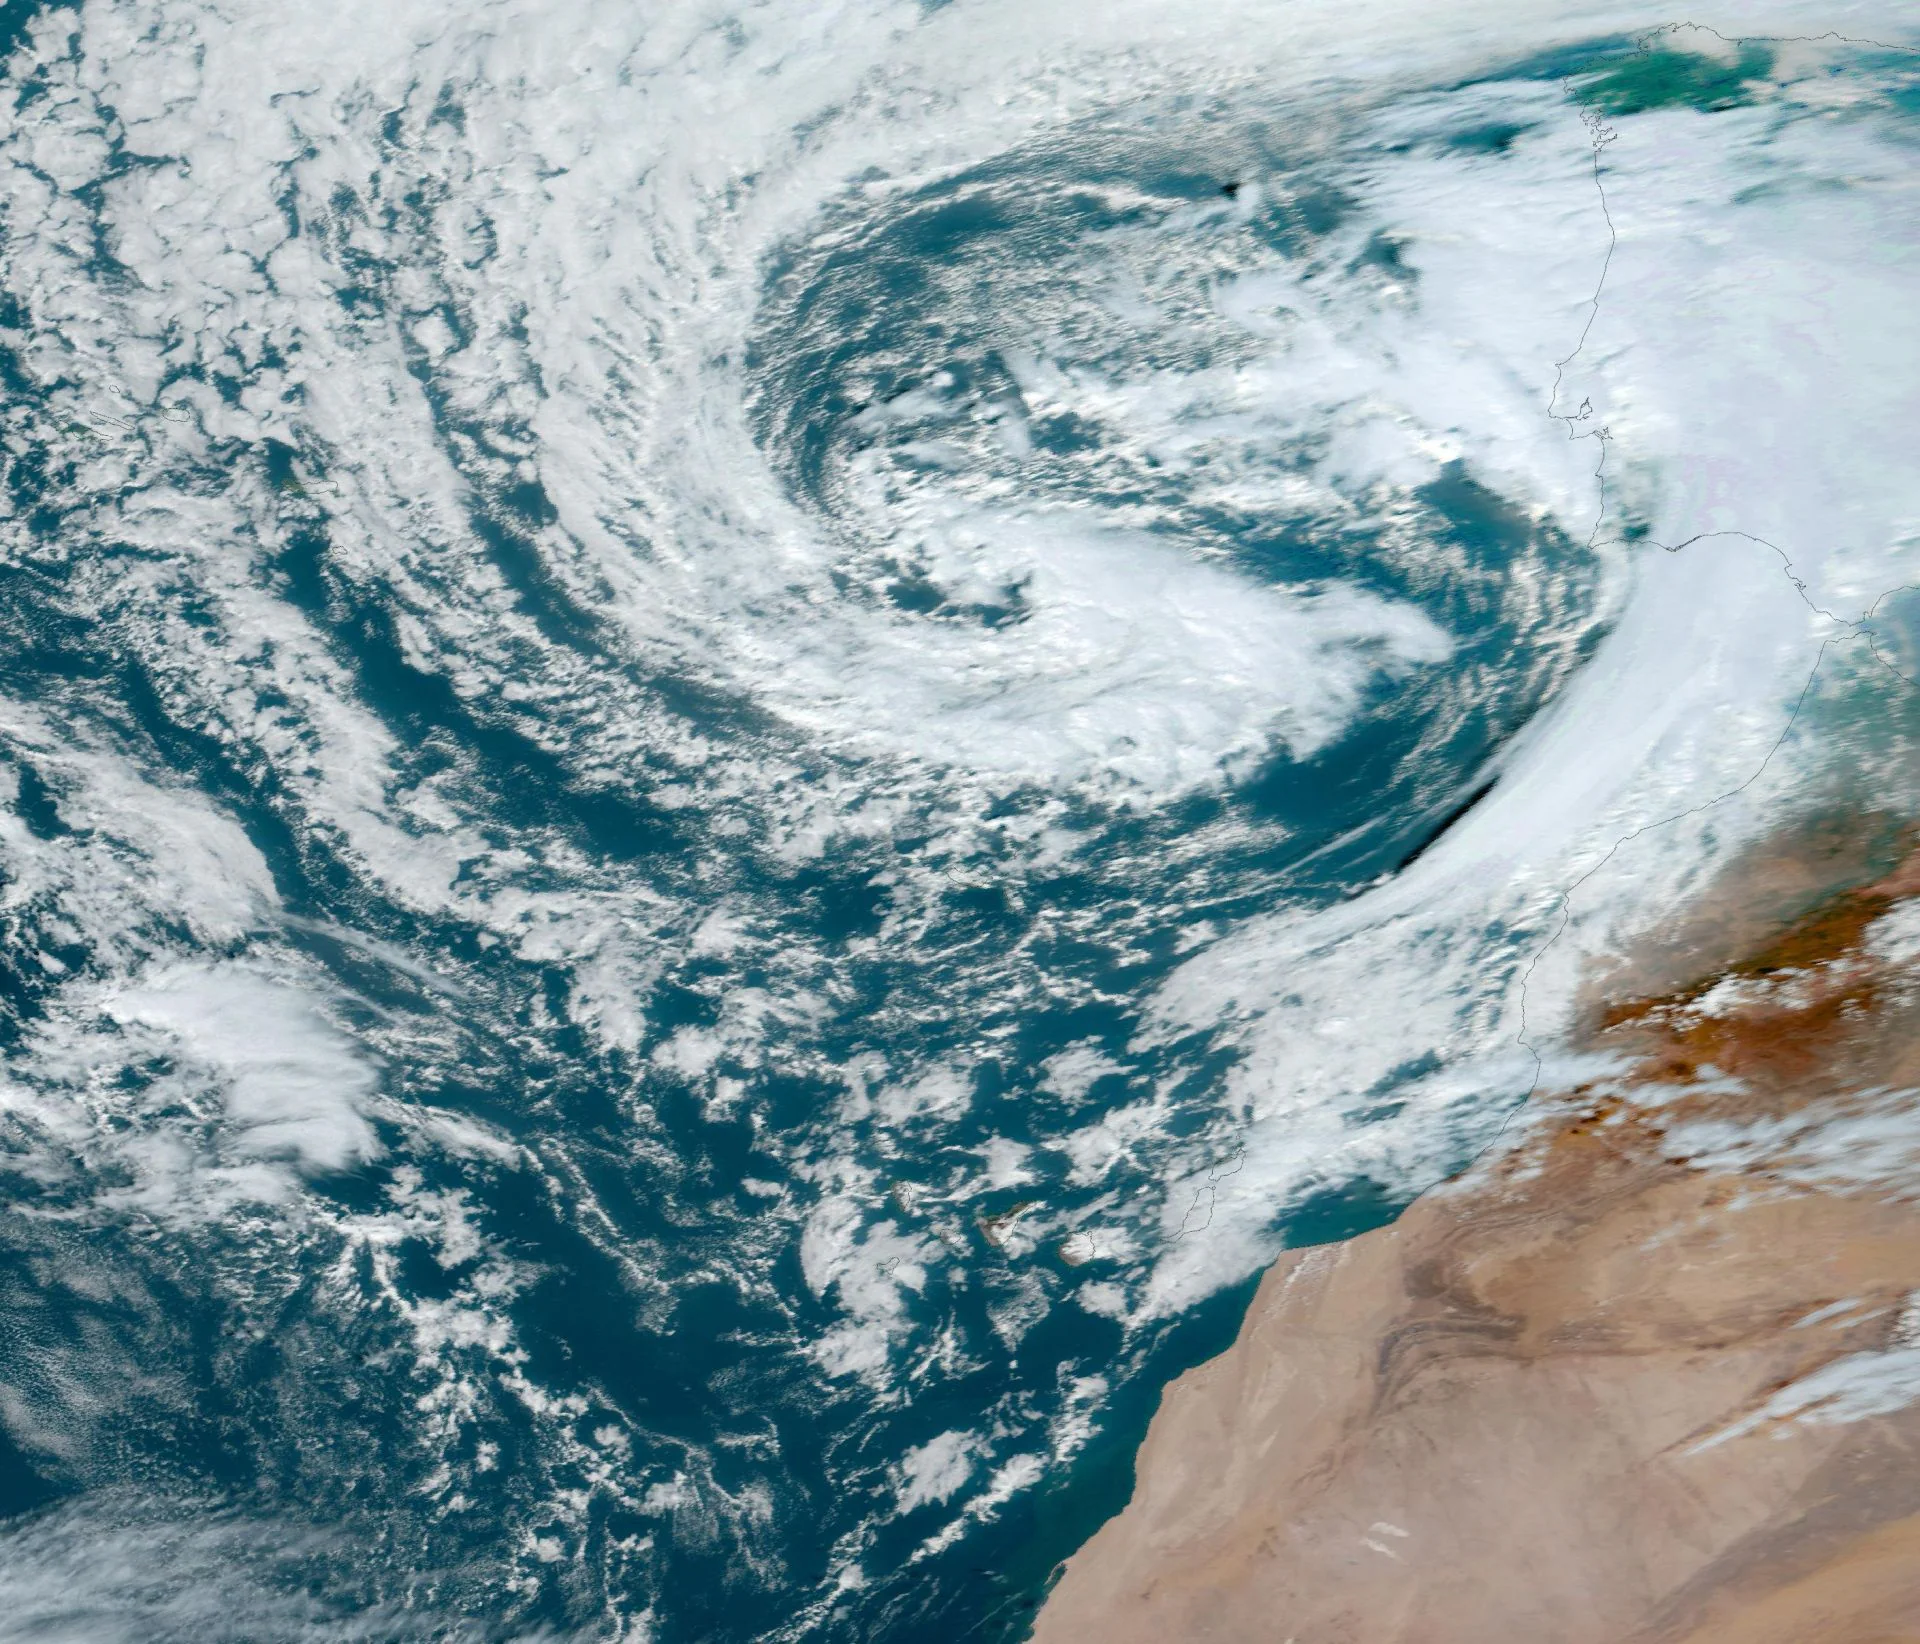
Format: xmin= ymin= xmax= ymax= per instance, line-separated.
xmin=0 ymin=2 xmax=1917 ymax=1638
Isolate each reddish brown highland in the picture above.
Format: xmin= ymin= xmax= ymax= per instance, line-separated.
xmin=1032 ymin=829 xmax=1920 ymax=1644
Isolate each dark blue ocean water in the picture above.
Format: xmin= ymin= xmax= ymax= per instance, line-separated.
xmin=0 ymin=12 xmax=1907 ymax=1642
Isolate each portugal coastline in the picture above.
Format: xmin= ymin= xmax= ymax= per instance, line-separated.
xmin=0 ymin=3 xmax=1917 ymax=1640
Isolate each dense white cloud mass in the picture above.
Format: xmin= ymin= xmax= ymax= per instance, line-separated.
xmin=0 ymin=0 xmax=1915 ymax=1637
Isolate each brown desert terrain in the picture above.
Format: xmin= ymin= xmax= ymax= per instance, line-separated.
xmin=1032 ymin=823 xmax=1920 ymax=1644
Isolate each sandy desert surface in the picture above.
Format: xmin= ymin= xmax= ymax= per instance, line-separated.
xmin=1035 ymin=820 xmax=1920 ymax=1643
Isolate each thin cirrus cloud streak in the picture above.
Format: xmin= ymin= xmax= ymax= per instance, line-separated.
xmin=0 ymin=0 xmax=1915 ymax=1632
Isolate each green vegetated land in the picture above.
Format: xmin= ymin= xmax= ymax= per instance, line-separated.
xmin=1581 ymin=42 xmax=1776 ymax=116
xmin=1488 ymin=34 xmax=1777 ymax=115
